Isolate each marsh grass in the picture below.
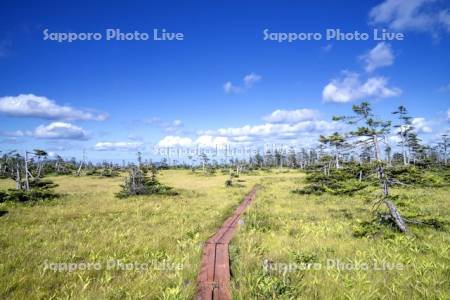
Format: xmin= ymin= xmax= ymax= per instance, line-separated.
xmin=0 ymin=170 xmax=264 ymax=299
xmin=231 ymin=172 xmax=450 ymax=299
xmin=1 ymin=169 xmax=448 ymax=299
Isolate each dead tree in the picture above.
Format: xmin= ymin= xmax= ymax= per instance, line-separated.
xmin=384 ymin=200 xmax=408 ymax=233
xmin=76 ymin=150 xmax=86 ymax=176
xmin=24 ymin=152 xmax=30 ymax=191
xmin=374 ymin=166 xmax=408 ymax=233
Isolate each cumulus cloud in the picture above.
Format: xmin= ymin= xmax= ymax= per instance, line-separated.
xmin=34 ymin=122 xmax=89 ymax=140
xmin=224 ymin=73 xmax=262 ymax=94
xmin=411 ymin=117 xmax=433 ymax=133
xmin=361 ymin=42 xmax=395 ymax=72
xmin=94 ymin=141 xmax=143 ymax=151
xmin=157 ymin=135 xmax=193 ymax=147
xmin=0 ymin=94 xmax=108 ymax=121
xmin=243 ymin=73 xmax=262 ymax=88
xmin=322 ymin=71 xmax=402 ymax=103
xmin=213 ymin=121 xmax=339 ymax=139
xmin=369 ymin=0 xmax=450 ymax=35
xmin=157 ymin=121 xmax=341 ymax=148
xmin=395 ymin=117 xmax=434 ymax=135
xmin=157 ymin=135 xmax=231 ymax=148
xmin=156 ymin=109 xmax=344 ymax=148
xmin=196 ymin=120 xmax=343 ymax=147
xmin=195 ymin=135 xmax=229 ymax=147
xmin=263 ymin=109 xmax=319 ymax=124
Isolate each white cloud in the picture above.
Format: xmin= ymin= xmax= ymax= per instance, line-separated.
xmin=157 ymin=135 xmax=193 ymax=147
xmin=243 ymin=73 xmax=262 ymax=88
xmin=361 ymin=42 xmax=395 ymax=72
xmin=322 ymin=71 xmax=402 ymax=103
xmin=223 ymin=81 xmax=242 ymax=94
xmin=0 ymin=94 xmax=108 ymax=121
xmin=94 ymin=141 xmax=143 ymax=151
xmin=263 ymin=109 xmax=319 ymax=124
xmin=156 ymin=135 xmax=230 ymax=148
xmin=224 ymin=73 xmax=262 ymax=94
xmin=34 ymin=122 xmax=89 ymax=140
xmin=158 ymin=120 xmax=341 ymax=148
xmin=369 ymin=0 xmax=450 ymax=35
xmin=195 ymin=135 xmax=229 ymax=147
xmin=155 ymin=108 xmax=345 ymax=148
xmin=412 ymin=117 xmax=433 ymax=133
xmin=389 ymin=134 xmax=402 ymax=144
xmin=208 ymin=120 xmax=341 ymax=141
xmin=395 ymin=117 xmax=434 ymax=135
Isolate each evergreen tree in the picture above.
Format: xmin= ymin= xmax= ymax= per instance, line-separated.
xmin=334 ymin=101 xmax=391 ymax=161
xmin=392 ymin=105 xmax=414 ymax=165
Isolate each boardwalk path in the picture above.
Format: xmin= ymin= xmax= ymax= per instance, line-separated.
xmin=196 ymin=186 xmax=258 ymax=300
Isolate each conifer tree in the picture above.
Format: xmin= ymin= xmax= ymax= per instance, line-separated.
xmin=333 ymin=101 xmax=390 ymax=161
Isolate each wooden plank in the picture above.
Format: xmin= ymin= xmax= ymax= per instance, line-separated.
xmin=196 ymin=186 xmax=258 ymax=300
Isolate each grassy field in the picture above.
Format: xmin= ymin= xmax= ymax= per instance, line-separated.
xmin=0 ymin=169 xmax=449 ymax=299
xmin=230 ymin=172 xmax=450 ymax=299
xmin=0 ymin=170 xmax=263 ymax=299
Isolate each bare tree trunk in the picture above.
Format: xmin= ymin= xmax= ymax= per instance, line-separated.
xmin=76 ymin=161 xmax=84 ymax=176
xmin=15 ymin=161 xmax=21 ymax=190
xmin=24 ymin=152 xmax=30 ymax=191
xmin=379 ymin=167 xmax=407 ymax=233
xmin=373 ymin=135 xmax=381 ymax=161
xmin=384 ymin=200 xmax=408 ymax=233
xmin=402 ymin=140 xmax=407 ymax=166
xmin=37 ymin=159 xmax=43 ymax=178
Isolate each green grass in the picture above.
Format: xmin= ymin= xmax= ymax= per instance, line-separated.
xmin=230 ymin=172 xmax=450 ymax=299
xmin=1 ymin=169 xmax=449 ymax=299
xmin=0 ymin=170 xmax=264 ymax=299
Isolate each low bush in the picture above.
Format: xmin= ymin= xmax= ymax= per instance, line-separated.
xmin=293 ymin=168 xmax=369 ymax=196
xmin=1 ymin=189 xmax=59 ymax=203
xmin=294 ymin=164 xmax=447 ymax=196
xmin=225 ymin=178 xmax=233 ymax=187
xmin=116 ymin=167 xmax=177 ymax=198
xmin=0 ymin=178 xmax=59 ymax=203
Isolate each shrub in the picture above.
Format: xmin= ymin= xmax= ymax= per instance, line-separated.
xmin=29 ymin=178 xmax=58 ymax=190
xmin=0 ymin=178 xmax=59 ymax=203
xmin=116 ymin=167 xmax=177 ymax=198
xmin=293 ymin=168 xmax=369 ymax=196
xmin=100 ymin=169 xmax=120 ymax=177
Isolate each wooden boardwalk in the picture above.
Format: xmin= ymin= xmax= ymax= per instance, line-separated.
xmin=196 ymin=187 xmax=258 ymax=300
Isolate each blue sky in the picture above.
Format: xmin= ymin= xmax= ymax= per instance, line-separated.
xmin=0 ymin=0 xmax=449 ymax=162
